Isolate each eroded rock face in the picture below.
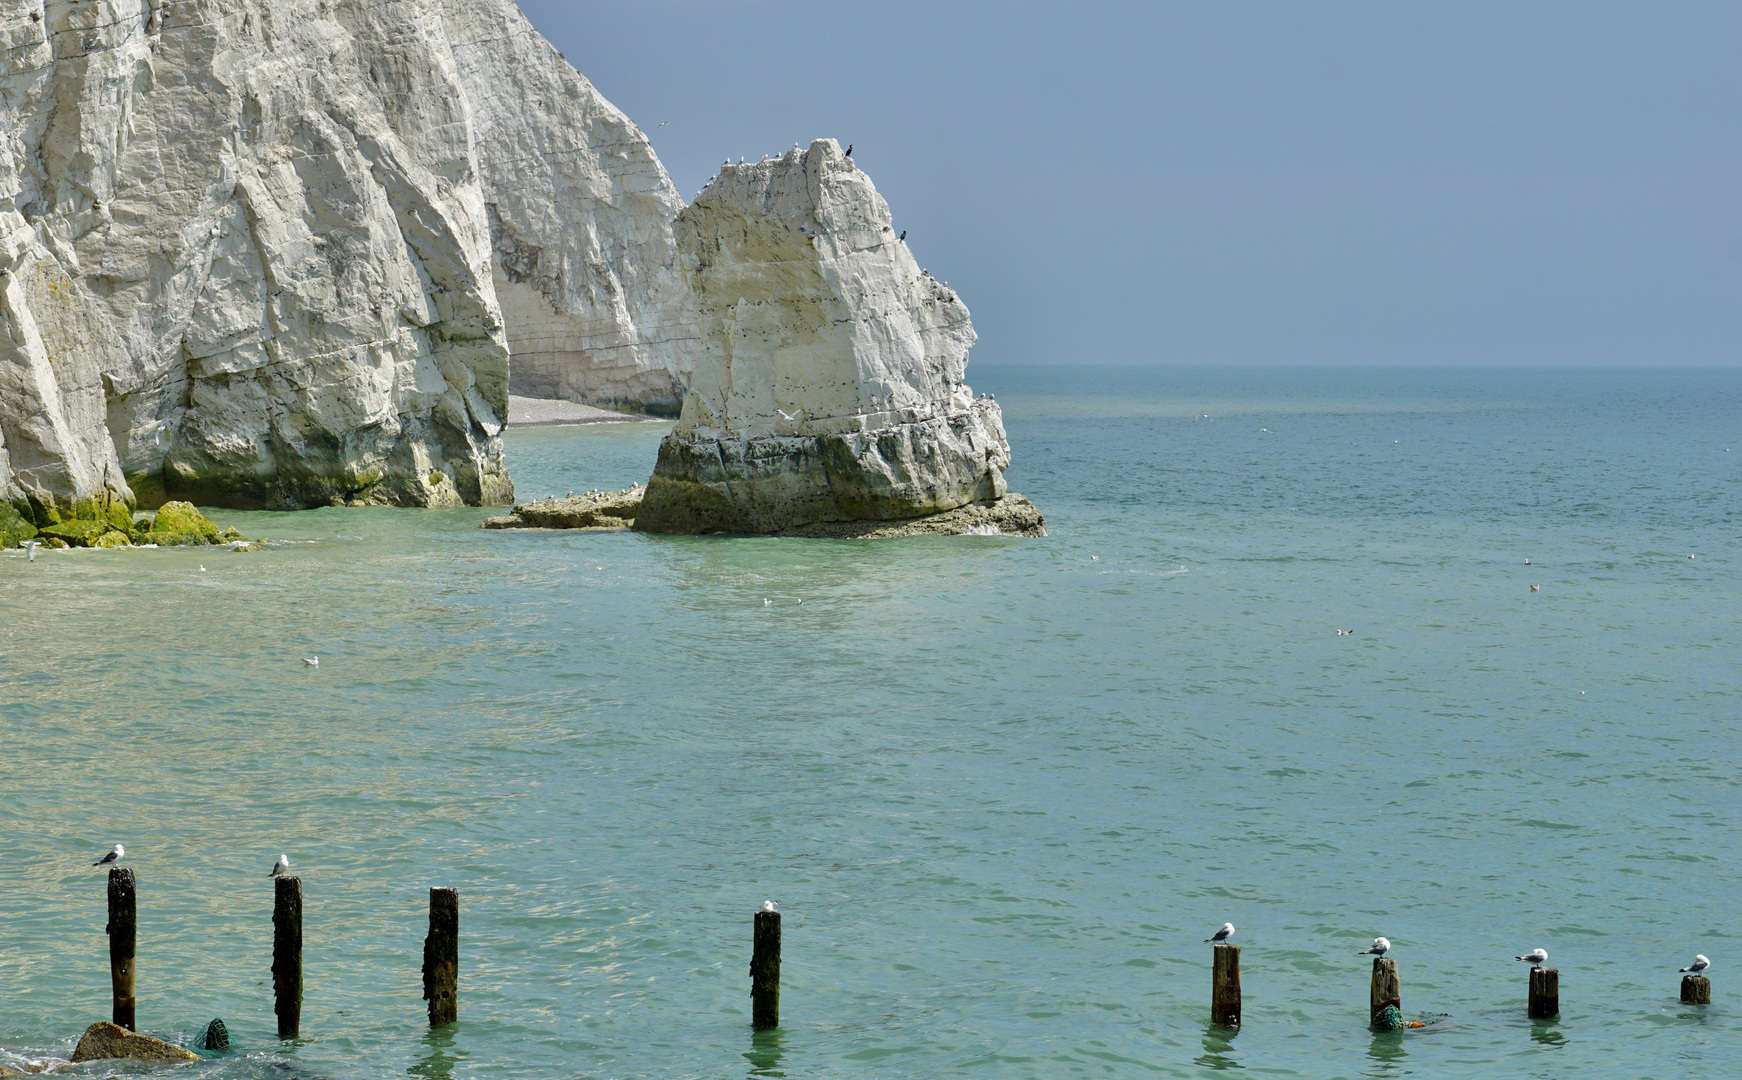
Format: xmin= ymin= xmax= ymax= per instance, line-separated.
xmin=634 ymin=139 xmax=1011 ymax=534
xmin=447 ymin=0 xmax=699 ymax=416
xmin=1 ymin=0 xmax=517 ymax=510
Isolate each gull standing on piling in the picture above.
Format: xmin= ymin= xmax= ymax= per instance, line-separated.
xmin=93 ymin=844 xmax=124 ymax=867
xmin=761 ymin=899 xmax=779 ymax=913
xmin=1357 ymin=936 xmax=1391 ymax=957
xmin=1204 ymin=922 xmax=1235 ymax=944
xmin=1679 ymin=954 xmax=1710 ymax=975
xmin=1516 ymin=948 xmax=1548 ymax=967
xmin=269 ymin=854 xmax=290 ymax=878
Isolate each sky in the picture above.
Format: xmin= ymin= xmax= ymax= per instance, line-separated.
xmin=517 ymin=1 xmax=1740 ymax=366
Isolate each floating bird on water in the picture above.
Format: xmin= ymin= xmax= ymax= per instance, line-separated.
xmin=1357 ymin=937 xmax=1391 ymax=957
xmin=1205 ymin=922 xmax=1235 ymax=944
xmin=269 ymin=854 xmax=290 ymax=878
xmin=93 ymin=844 xmax=124 ymax=868
xmin=1337 ymin=629 xmax=1353 ymax=636
xmin=1516 ymin=948 xmax=1548 ymax=967
xmin=199 ymin=565 xmax=206 ymax=572
xmin=1679 ymin=954 xmax=1710 ymax=975
xmin=1524 ymin=559 xmax=1530 ymax=565
xmin=762 ymin=899 xmax=779 ymax=913
xmin=303 ymin=657 xmax=318 ymax=667
xmin=763 ymin=599 xmax=772 ymax=606
xmin=1531 ymin=584 xmax=1540 ymax=592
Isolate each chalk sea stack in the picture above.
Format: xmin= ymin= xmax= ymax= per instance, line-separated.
xmin=634 ymin=139 xmax=1032 ymax=535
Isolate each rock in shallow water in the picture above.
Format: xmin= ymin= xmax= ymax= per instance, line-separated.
xmin=483 ymin=488 xmax=645 ymax=530
xmin=633 ymin=139 xmax=1026 ymax=535
xmin=69 ymin=1022 xmax=197 ymax=1063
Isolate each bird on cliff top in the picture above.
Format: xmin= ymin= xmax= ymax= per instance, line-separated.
xmin=1516 ymin=948 xmax=1548 ymax=967
xmin=899 ymin=230 xmax=906 ymax=241
xmin=1680 ymin=955 xmax=1710 ymax=975
xmin=269 ymin=854 xmax=290 ymax=878
xmin=1358 ymin=937 xmax=1391 ymax=958
xmin=845 ymin=144 xmax=853 ymax=156
xmin=1205 ymin=922 xmax=1235 ymax=944
xmin=93 ymin=844 xmax=124 ymax=868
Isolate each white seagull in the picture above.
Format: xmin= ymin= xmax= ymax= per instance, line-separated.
xmin=776 ymin=408 xmax=797 ymax=421
xmin=1516 ymin=948 xmax=1548 ymax=967
xmin=763 ymin=598 xmax=771 ymax=606
xmin=303 ymin=657 xmax=318 ymax=666
xmin=761 ymin=899 xmax=779 ymax=913
xmin=1204 ymin=922 xmax=1236 ymax=944
xmin=1679 ymin=954 xmax=1710 ymax=975
xmin=24 ymin=540 xmax=40 ymax=562
xmin=1357 ymin=936 xmax=1391 ymax=957
xmin=269 ymin=854 xmax=290 ymax=878
xmin=1531 ymin=584 xmax=1540 ymax=592
xmin=93 ymin=844 xmax=124 ymax=868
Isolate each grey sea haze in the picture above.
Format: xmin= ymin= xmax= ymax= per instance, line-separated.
xmin=0 ymin=365 xmax=1736 ymax=1078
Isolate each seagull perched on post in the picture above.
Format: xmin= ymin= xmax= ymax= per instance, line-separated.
xmin=269 ymin=854 xmax=290 ymax=878
xmin=1516 ymin=948 xmax=1548 ymax=967
xmin=1679 ymin=954 xmax=1710 ymax=975
xmin=1204 ymin=922 xmax=1235 ymax=944
xmin=93 ymin=844 xmax=124 ymax=868
xmin=1357 ymin=937 xmax=1391 ymax=958
xmin=761 ymin=899 xmax=779 ymax=914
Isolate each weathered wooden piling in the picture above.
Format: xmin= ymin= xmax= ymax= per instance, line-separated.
xmin=1210 ymin=943 xmax=1241 ymax=1027
xmin=422 ymin=888 xmax=459 ymax=1025
xmin=1370 ymin=957 xmax=1401 ymax=1025
xmin=1528 ymin=966 xmax=1559 ymax=1018
xmin=750 ymin=908 xmax=781 ymax=1029
xmin=105 ymin=868 xmax=136 ymax=1030
xmin=272 ymin=876 xmax=303 ymax=1039
xmin=1680 ymin=975 xmax=1711 ymax=1005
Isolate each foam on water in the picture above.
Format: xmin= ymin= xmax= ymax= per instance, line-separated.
xmin=1 ymin=366 xmax=1736 ymax=1079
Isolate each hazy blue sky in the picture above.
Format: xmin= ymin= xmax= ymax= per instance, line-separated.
xmin=518 ymin=1 xmax=1739 ymax=366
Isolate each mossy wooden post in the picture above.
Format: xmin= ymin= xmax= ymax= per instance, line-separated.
xmin=1211 ymin=943 xmax=1240 ymax=1027
xmin=105 ymin=868 xmax=137 ymax=1030
xmin=272 ymin=876 xmax=303 ymax=1039
xmin=1680 ymin=975 xmax=1711 ymax=1004
xmin=1528 ymin=966 xmax=1559 ymax=1018
xmin=422 ymin=888 xmax=458 ymax=1025
xmin=1370 ymin=958 xmax=1400 ymax=1025
xmin=750 ymin=908 xmax=780 ymax=1029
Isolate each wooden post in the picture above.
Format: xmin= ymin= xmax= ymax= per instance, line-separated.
xmin=422 ymin=888 xmax=458 ymax=1025
xmin=272 ymin=877 xmax=303 ymax=1039
xmin=750 ymin=908 xmax=780 ymax=1029
xmin=1528 ymin=966 xmax=1559 ymax=1018
xmin=1370 ymin=957 xmax=1400 ymax=1025
xmin=1680 ymin=976 xmax=1711 ymax=1005
xmin=105 ymin=868 xmax=136 ymax=1030
xmin=1210 ymin=943 xmax=1240 ymax=1027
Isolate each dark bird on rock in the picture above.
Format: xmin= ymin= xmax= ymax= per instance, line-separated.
xmin=845 ymin=144 xmax=853 ymax=156
xmin=899 ymin=230 xmax=906 ymax=241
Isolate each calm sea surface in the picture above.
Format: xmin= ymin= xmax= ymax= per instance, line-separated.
xmin=2 ymin=366 xmax=1737 ymax=1079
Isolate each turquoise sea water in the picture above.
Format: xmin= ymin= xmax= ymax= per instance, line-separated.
xmin=1 ymin=365 xmax=1737 ymax=1079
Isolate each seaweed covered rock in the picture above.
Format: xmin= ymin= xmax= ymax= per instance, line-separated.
xmin=773 ymin=493 xmax=1046 ymax=538
xmin=483 ymin=487 xmax=644 ymax=530
xmin=150 ymin=502 xmax=222 ymax=543
xmin=69 ymin=1022 xmax=198 ymax=1063
xmin=634 ymin=140 xmax=1022 ymax=535
xmin=1 ymin=501 xmax=37 ymax=548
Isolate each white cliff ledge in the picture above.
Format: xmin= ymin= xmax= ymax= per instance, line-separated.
xmin=633 ymin=139 xmax=1021 ymax=535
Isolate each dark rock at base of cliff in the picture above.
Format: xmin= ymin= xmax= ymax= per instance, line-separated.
xmin=482 ymin=488 xmax=645 ymax=530
xmin=773 ymin=494 xmax=1045 ymax=538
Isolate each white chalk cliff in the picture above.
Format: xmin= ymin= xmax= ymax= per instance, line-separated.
xmin=634 ymin=139 xmax=1012 ymax=534
xmin=1 ymin=0 xmax=694 ymax=512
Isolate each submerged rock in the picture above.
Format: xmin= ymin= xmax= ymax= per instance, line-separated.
xmin=634 ymin=139 xmax=1022 ymax=535
xmin=69 ymin=1022 xmax=198 ymax=1064
xmin=774 ymin=494 xmax=1046 ymax=539
xmin=483 ymin=487 xmax=644 ymax=530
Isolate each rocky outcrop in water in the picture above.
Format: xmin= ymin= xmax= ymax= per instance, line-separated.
xmin=69 ymin=1021 xmax=197 ymax=1063
xmin=483 ymin=486 xmax=643 ymax=530
xmin=633 ymin=139 xmax=1016 ymax=535
xmin=1 ymin=0 xmax=695 ymax=513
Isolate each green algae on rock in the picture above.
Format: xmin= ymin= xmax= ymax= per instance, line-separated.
xmin=483 ymin=488 xmax=644 ymax=530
